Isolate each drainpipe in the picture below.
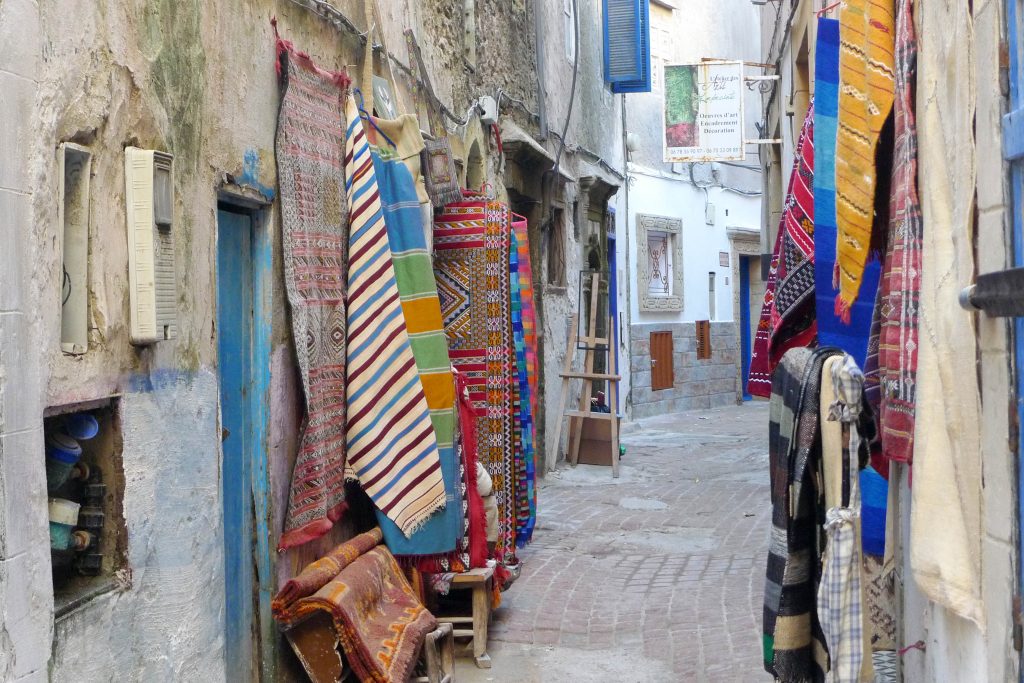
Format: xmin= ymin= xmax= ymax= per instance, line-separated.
xmin=620 ymin=93 xmax=632 ymax=419
xmin=533 ymin=0 xmax=548 ymax=140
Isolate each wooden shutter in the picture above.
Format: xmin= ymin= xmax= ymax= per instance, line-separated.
xmin=603 ymin=0 xmax=652 ymax=94
xmin=650 ymin=331 xmax=674 ymax=391
xmin=696 ymin=320 xmax=712 ymax=360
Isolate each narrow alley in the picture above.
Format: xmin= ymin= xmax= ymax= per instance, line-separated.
xmin=457 ymin=404 xmax=769 ymax=683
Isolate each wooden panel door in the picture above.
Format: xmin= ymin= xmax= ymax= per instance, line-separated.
xmin=650 ymin=331 xmax=674 ymax=391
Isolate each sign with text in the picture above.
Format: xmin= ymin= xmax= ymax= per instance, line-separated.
xmin=663 ymin=61 xmax=745 ymax=162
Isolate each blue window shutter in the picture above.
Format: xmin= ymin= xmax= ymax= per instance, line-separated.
xmin=603 ymin=0 xmax=651 ymax=94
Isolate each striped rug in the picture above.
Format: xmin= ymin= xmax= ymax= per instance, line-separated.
xmin=344 ymin=95 xmax=446 ymax=537
xmin=368 ymin=143 xmax=461 ymax=559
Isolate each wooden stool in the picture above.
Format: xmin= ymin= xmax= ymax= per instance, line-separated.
xmin=284 ymin=614 xmax=454 ymax=682
xmin=435 ymin=566 xmax=494 ymax=669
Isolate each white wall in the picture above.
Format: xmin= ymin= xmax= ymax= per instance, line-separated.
xmin=624 ymin=167 xmax=760 ymax=324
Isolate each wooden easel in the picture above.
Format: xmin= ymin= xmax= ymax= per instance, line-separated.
xmin=550 ymin=273 xmax=621 ymax=478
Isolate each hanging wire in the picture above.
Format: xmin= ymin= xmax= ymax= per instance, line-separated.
xmin=280 ymin=0 xmax=469 ymax=126
xmin=62 ymin=265 xmax=72 ymax=306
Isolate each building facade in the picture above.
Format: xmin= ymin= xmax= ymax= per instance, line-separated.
xmin=0 ymin=0 xmax=624 ymax=679
xmin=619 ymin=0 xmax=764 ymax=419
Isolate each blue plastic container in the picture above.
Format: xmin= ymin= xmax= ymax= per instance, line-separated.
xmin=45 ymin=433 xmax=82 ymax=493
xmin=64 ymin=413 xmax=99 ymax=441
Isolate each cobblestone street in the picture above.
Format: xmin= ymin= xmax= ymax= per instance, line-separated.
xmin=457 ymin=402 xmax=770 ymax=682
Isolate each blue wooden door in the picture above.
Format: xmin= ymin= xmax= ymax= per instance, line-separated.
xmin=739 ymin=255 xmax=753 ymax=400
xmin=217 ymin=209 xmax=256 ymax=681
xmin=1006 ymin=0 xmax=1024 ymax=668
xmin=608 ymin=230 xmax=620 ymax=412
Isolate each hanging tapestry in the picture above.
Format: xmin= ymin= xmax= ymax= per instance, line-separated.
xmin=512 ymin=215 xmax=540 ymax=429
xmin=368 ymin=140 xmax=462 ymax=561
xmin=275 ymin=36 xmax=352 ymax=551
xmin=344 ymin=95 xmax=446 ymax=537
xmin=746 ymin=103 xmax=817 ymax=398
xmin=510 ymin=228 xmax=535 ymax=547
xmin=874 ymin=0 xmax=922 ymax=465
xmin=763 ymin=346 xmax=839 ymax=682
xmin=434 ymin=195 xmax=519 ymax=564
xmin=271 ymin=528 xmax=438 ymax=683
xmin=833 ymin=0 xmax=896 ymax=316
xmin=814 ymin=17 xmax=884 ymax=369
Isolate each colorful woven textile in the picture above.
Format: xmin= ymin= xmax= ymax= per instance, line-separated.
xmin=272 ymin=527 xmax=383 ymax=611
xmin=512 ymin=217 xmax=538 ymax=544
xmin=509 ymin=229 xmax=535 ymax=547
xmin=814 ymin=17 xmax=883 ymax=370
xmin=368 ymin=144 xmax=461 ymax=559
xmin=747 ymin=103 xmax=817 ymax=398
xmin=344 ymin=95 xmax=446 ymax=537
xmin=434 ymin=196 xmax=519 ymax=564
xmin=457 ymin=369 xmax=490 ymax=569
xmin=764 ymin=346 xmax=838 ymax=682
xmin=275 ymin=39 xmax=351 ymax=550
xmin=512 ymin=215 xmax=539 ymax=425
xmin=834 ymin=0 xmax=896 ymax=315
xmin=272 ymin=527 xmax=437 ymax=683
xmin=873 ymin=0 xmax=921 ymax=464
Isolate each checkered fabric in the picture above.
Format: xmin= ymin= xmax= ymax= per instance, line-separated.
xmin=817 ymin=354 xmax=867 ymax=682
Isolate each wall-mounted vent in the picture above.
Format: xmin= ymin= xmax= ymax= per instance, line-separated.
xmin=125 ymin=147 xmax=176 ymax=345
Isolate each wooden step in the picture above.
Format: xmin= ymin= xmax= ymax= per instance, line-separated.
xmin=563 ymin=410 xmax=616 ymax=420
xmin=559 ymin=371 xmax=621 ymax=380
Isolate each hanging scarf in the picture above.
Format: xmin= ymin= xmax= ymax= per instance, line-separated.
xmin=833 ymin=0 xmax=896 ymax=316
xmin=814 ymin=17 xmax=884 ymax=369
xmin=763 ymin=346 xmax=839 ymax=682
xmin=747 ymin=103 xmax=817 ymax=398
xmin=875 ymin=0 xmax=922 ymax=464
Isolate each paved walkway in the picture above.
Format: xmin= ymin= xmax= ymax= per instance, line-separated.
xmin=456 ymin=402 xmax=771 ymax=682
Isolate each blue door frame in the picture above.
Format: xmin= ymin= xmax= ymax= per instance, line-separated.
xmin=217 ymin=206 xmax=275 ymax=682
xmin=739 ymin=255 xmax=753 ymax=400
xmin=1005 ymin=0 xmax=1024 ymax=671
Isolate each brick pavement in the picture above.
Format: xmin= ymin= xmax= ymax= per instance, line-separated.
xmin=456 ymin=402 xmax=771 ymax=683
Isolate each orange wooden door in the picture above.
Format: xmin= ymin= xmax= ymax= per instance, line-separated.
xmin=650 ymin=331 xmax=674 ymax=391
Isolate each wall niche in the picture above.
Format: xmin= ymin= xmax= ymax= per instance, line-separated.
xmin=44 ymin=398 xmax=129 ymax=617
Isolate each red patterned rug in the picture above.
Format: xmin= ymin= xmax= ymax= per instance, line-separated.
xmin=434 ymin=196 xmax=518 ymax=564
xmin=275 ymin=32 xmax=351 ymax=550
xmin=272 ymin=528 xmax=437 ymax=683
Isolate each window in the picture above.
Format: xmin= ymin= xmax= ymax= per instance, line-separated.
xmin=636 ymin=213 xmax=683 ymax=311
xmin=564 ymin=0 xmax=576 ymax=62
xmin=603 ymin=0 xmax=652 ymax=93
xmin=547 ymin=208 xmax=568 ymax=287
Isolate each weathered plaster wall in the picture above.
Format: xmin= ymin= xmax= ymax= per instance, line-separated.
xmin=52 ymin=371 xmax=224 ymax=682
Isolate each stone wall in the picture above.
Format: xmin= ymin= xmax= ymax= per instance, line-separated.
xmin=629 ymin=322 xmax=739 ymax=420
